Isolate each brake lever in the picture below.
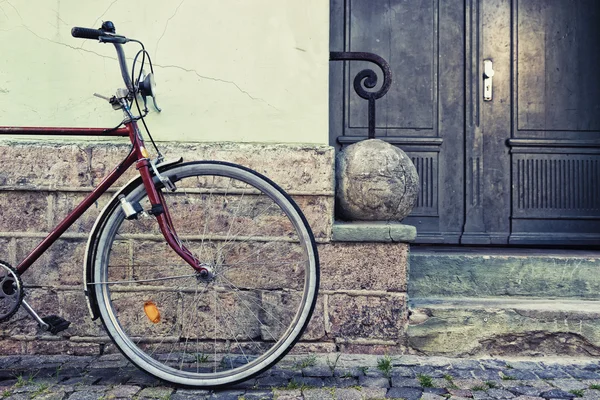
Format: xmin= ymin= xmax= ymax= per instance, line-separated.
xmin=151 ymin=97 xmax=162 ymax=113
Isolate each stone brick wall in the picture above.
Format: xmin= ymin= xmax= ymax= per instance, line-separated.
xmin=0 ymin=140 xmax=409 ymax=356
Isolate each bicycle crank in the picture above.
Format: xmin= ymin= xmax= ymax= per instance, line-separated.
xmin=0 ymin=260 xmax=23 ymax=323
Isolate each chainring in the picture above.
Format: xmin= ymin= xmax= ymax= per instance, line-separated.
xmin=0 ymin=260 xmax=23 ymax=323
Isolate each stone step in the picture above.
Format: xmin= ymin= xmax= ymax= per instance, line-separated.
xmin=408 ymin=297 xmax=600 ymax=357
xmin=409 ymin=247 xmax=600 ymax=299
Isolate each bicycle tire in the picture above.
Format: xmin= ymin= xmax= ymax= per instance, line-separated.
xmin=92 ymin=161 xmax=319 ymax=387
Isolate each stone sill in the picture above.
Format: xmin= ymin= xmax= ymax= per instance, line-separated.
xmin=332 ymin=222 xmax=416 ymax=243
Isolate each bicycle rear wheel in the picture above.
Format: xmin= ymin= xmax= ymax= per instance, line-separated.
xmin=93 ymin=161 xmax=319 ymax=387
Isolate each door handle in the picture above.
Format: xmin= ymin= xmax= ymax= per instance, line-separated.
xmin=483 ymin=59 xmax=494 ymax=101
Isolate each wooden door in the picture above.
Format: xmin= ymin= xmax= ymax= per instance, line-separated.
xmin=463 ymin=0 xmax=600 ymax=245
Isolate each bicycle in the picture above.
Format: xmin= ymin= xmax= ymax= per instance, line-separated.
xmin=0 ymin=21 xmax=319 ymax=388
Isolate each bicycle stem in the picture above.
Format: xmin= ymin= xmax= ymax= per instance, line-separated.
xmin=113 ymin=43 xmax=134 ymax=93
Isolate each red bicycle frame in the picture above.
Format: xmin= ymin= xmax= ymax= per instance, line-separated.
xmin=0 ymin=122 xmax=205 ymax=276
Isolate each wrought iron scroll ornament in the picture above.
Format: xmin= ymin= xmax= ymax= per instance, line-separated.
xmin=330 ymin=52 xmax=393 ymax=139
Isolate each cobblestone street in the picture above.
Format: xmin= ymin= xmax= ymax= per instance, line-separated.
xmin=1 ymin=354 xmax=600 ymax=399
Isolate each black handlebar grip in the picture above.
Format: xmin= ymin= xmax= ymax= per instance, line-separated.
xmin=71 ymin=27 xmax=105 ymax=40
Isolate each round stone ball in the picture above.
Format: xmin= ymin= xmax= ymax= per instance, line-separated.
xmin=336 ymin=139 xmax=419 ymax=221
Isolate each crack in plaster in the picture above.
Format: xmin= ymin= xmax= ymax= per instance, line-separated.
xmin=52 ymin=10 xmax=68 ymax=27
xmin=0 ymin=5 xmax=8 ymax=19
xmin=5 ymin=4 xmax=279 ymax=112
xmin=155 ymin=0 xmax=185 ymax=59
xmin=3 ymin=1 xmax=22 ymax=21
xmin=17 ymin=25 xmax=116 ymax=61
xmin=90 ymin=0 xmax=119 ymax=31
xmin=76 ymin=0 xmax=120 ymax=51
xmin=153 ymin=63 xmax=281 ymax=111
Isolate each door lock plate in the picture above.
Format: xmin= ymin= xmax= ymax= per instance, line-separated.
xmin=483 ymin=59 xmax=494 ymax=101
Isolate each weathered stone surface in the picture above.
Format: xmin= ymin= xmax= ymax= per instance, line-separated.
xmin=15 ymin=238 xmax=86 ymax=287
xmin=0 ymin=339 xmax=25 ymax=355
xmin=358 ymin=376 xmax=390 ymax=388
xmin=319 ymin=242 xmax=408 ymax=292
xmin=360 ymin=387 xmax=388 ymax=399
xmin=509 ymin=387 xmax=544 ymax=397
xmin=486 ymin=388 xmax=516 ymax=399
xmin=303 ymin=388 xmax=336 ymax=400
xmin=301 ymin=295 xmax=327 ymax=341
xmin=293 ymin=195 xmax=334 ymax=241
xmin=57 ymin=291 xmax=103 ymax=337
xmin=409 ymin=251 xmax=600 ymax=299
xmin=335 ymin=388 xmax=363 ymax=400
xmin=65 ymin=391 xmax=105 ymax=400
xmin=303 ymin=365 xmax=333 ymax=377
xmin=337 ymin=342 xmax=406 ymax=355
xmin=548 ymin=379 xmax=588 ymax=391
xmin=408 ymin=298 xmax=600 ymax=357
xmin=53 ymin=192 xmax=111 ymax=234
xmin=160 ymin=142 xmax=335 ymax=193
xmin=272 ymin=389 xmax=302 ymax=399
xmin=329 ymin=294 xmax=407 ymax=340
xmin=243 ymin=390 xmax=274 ymax=399
xmin=289 ymin=342 xmax=337 ymax=354
xmin=332 ymin=222 xmax=416 ymax=242
xmin=386 ymin=387 xmax=423 ymax=400
xmin=291 ymin=376 xmax=325 ymax=387
xmin=449 ymin=389 xmax=474 ymax=398
xmin=0 ymin=143 xmax=92 ymax=188
xmin=137 ymin=386 xmax=175 ymax=399
xmin=336 ymin=139 xmax=419 ymax=221
xmin=539 ymin=389 xmax=576 ymax=399
xmin=0 ymin=192 xmax=49 ymax=232
xmin=420 ymin=393 xmax=446 ymax=400
xmin=26 ymin=340 xmax=101 ymax=356
xmin=391 ymin=377 xmax=420 ymax=387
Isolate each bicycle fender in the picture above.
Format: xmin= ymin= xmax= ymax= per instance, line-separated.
xmin=83 ymin=158 xmax=183 ymax=320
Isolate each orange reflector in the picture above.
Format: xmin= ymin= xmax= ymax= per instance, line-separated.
xmin=144 ymin=301 xmax=161 ymax=323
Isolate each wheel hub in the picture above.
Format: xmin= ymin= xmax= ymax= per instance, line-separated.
xmin=196 ymin=264 xmax=215 ymax=283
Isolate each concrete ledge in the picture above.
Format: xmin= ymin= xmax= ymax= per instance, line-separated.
xmin=409 ymin=248 xmax=600 ymax=298
xmin=332 ymin=222 xmax=416 ymax=242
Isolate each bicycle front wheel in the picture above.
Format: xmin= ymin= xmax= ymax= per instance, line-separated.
xmin=93 ymin=161 xmax=319 ymax=387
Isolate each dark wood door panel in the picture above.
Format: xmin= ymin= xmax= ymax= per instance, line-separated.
xmin=346 ymin=0 xmax=438 ymax=135
xmin=515 ymin=0 xmax=600 ymax=137
xmin=509 ymin=0 xmax=600 ymax=244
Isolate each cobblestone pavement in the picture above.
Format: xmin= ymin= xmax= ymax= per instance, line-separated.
xmin=1 ymin=353 xmax=600 ymax=399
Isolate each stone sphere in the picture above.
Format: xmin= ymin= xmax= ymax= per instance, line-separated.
xmin=336 ymin=139 xmax=419 ymax=221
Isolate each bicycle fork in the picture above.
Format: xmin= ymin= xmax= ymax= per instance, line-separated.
xmin=135 ymin=158 xmax=210 ymax=278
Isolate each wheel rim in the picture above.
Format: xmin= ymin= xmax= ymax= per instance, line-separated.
xmin=94 ymin=163 xmax=317 ymax=385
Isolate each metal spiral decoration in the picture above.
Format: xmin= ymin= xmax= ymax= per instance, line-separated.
xmin=330 ymin=52 xmax=393 ymax=139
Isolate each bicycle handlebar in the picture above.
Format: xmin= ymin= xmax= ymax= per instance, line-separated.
xmin=70 ymin=22 xmax=133 ymax=93
xmin=71 ymin=27 xmax=105 ymax=40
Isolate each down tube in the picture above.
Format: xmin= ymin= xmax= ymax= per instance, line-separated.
xmin=15 ymin=150 xmax=139 ymax=275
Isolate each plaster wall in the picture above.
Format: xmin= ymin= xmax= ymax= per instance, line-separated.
xmin=0 ymin=0 xmax=329 ymax=144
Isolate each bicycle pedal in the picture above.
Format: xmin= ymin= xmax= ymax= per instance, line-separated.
xmin=41 ymin=315 xmax=71 ymax=334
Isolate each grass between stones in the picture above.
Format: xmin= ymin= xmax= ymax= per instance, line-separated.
xmin=376 ymin=355 xmax=392 ymax=378
xmin=418 ymin=374 xmax=434 ymax=388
